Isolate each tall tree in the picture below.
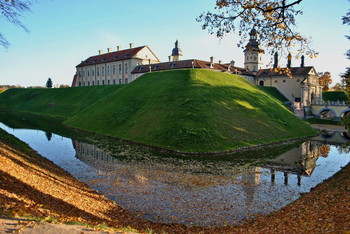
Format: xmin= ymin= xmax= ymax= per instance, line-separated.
xmin=342 ymin=5 xmax=350 ymax=96
xmin=318 ymin=72 xmax=332 ymax=92
xmin=0 ymin=0 xmax=33 ymax=48
xmin=197 ymin=0 xmax=317 ymax=58
xmin=46 ymin=78 xmax=52 ymax=89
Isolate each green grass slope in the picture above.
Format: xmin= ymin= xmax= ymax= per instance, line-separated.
xmin=65 ymin=69 xmax=316 ymax=152
xmin=258 ymin=86 xmax=289 ymax=103
xmin=0 ymin=86 xmax=122 ymax=118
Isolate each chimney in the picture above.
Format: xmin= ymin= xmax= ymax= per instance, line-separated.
xmin=210 ymin=56 xmax=215 ymax=64
xmin=300 ymin=55 xmax=305 ymax=67
xmin=287 ymin=53 xmax=292 ymax=68
xmin=230 ymin=60 xmax=235 ymax=67
xmin=107 ymin=48 xmax=112 ymax=53
xmin=130 ymin=43 xmax=135 ymax=49
xmin=117 ymin=46 xmax=122 ymax=51
xmin=98 ymin=50 xmax=104 ymax=55
xmin=273 ymin=52 xmax=278 ymax=68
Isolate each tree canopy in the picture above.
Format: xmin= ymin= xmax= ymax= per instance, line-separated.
xmin=318 ymin=72 xmax=332 ymax=92
xmin=0 ymin=0 xmax=32 ymax=48
xmin=46 ymin=78 xmax=52 ymax=89
xmin=197 ymin=0 xmax=317 ymax=59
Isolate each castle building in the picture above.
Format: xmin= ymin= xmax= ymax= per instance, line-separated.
xmin=72 ymin=44 xmax=160 ymax=87
xmin=72 ymin=34 xmax=322 ymax=115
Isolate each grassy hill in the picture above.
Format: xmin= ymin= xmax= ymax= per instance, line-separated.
xmin=65 ymin=69 xmax=316 ymax=152
xmin=0 ymin=86 xmax=122 ymax=118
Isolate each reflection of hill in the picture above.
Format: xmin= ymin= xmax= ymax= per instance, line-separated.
xmin=73 ymin=140 xmax=244 ymax=188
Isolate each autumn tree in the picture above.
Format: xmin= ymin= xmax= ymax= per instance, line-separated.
xmin=318 ymin=72 xmax=332 ymax=91
xmin=332 ymin=83 xmax=343 ymax=91
xmin=0 ymin=0 xmax=33 ymax=48
xmin=46 ymin=78 xmax=52 ymax=89
xmin=197 ymin=0 xmax=317 ymax=59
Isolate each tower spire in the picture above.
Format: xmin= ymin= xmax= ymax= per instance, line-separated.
xmin=170 ymin=40 xmax=183 ymax=62
xmin=244 ymin=28 xmax=264 ymax=73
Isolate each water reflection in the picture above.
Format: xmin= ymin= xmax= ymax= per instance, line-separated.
xmin=1 ymin=120 xmax=349 ymax=227
xmin=70 ymin=136 xmax=348 ymax=226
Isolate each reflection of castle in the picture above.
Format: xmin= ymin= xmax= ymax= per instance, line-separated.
xmin=263 ymin=141 xmax=322 ymax=185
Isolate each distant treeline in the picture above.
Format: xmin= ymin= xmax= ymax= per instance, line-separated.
xmin=0 ymin=84 xmax=70 ymax=92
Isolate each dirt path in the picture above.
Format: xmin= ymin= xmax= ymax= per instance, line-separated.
xmin=0 ymin=217 xmax=123 ymax=234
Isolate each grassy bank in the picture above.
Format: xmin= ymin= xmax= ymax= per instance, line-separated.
xmin=65 ymin=69 xmax=316 ymax=152
xmin=0 ymin=86 xmax=122 ymax=118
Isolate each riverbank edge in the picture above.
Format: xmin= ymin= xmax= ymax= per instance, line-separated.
xmin=0 ymin=126 xmax=349 ymax=233
xmin=66 ymin=123 xmax=319 ymax=156
xmin=0 ymin=108 xmax=320 ymax=155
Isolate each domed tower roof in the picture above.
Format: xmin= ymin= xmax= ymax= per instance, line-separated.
xmin=244 ymin=28 xmax=264 ymax=53
xmin=172 ymin=40 xmax=183 ymax=56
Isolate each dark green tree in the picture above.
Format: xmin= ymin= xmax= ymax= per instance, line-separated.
xmin=46 ymin=78 xmax=53 ymax=89
xmin=342 ymin=5 xmax=350 ymax=96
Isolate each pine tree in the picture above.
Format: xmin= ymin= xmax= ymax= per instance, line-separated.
xmin=46 ymin=78 xmax=53 ymax=88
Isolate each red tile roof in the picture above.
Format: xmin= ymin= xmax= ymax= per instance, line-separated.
xmin=256 ymin=66 xmax=314 ymax=77
xmin=131 ymin=59 xmax=254 ymax=76
xmin=76 ymin=46 xmax=158 ymax=67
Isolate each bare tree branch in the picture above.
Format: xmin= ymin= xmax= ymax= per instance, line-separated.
xmin=0 ymin=0 xmax=33 ymax=48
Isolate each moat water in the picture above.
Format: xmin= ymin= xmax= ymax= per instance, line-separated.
xmin=0 ymin=116 xmax=349 ymax=227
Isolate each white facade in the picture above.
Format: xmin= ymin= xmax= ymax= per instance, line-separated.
xmin=74 ymin=46 xmax=160 ymax=87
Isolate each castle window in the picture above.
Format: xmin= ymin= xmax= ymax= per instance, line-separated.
xmin=97 ymin=67 xmax=100 ymax=76
xmin=102 ymin=67 xmax=105 ymax=76
xmin=92 ymin=70 xmax=95 ymax=76
xmin=259 ymin=80 xmax=264 ymax=86
xmin=92 ymin=81 xmax=94 ymax=85
xmin=275 ymin=80 xmax=278 ymax=83
xmin=107 ymin=66 xmax=110 ymax=76
xmin=125 ymin=79 xmax=128 ymax=84
xmin=113 ymin=65 xmax=116 ymax=75
xmin=102 ymin=80 xmax=105 ymax=85
xmin=119 ymin=79 xmax=122 ymax=84
xmin=108 ymin=80 xmax=110 ymax=85
xmin=125 ymin=63 xmax=128 ymax=74
xmin=113 ymin=79 xmax=116 ymax=84
xmin=118 ymin=64 xmax=122 ymax=75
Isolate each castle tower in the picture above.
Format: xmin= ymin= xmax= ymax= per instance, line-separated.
xmin=170 ymin=40 xmax=183 ymax=62
xmin=244 ymin=28 xmax=264 ymax=73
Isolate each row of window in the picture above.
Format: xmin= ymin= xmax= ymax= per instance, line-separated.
xmin=78 ymin=63 xmax=129 ymax=78
xmin=79 ymin=78 xmax=129 ymax=86
xmin=259 ymin=79 xmax=301 ymax=86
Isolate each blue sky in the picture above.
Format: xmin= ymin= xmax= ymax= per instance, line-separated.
xmin=1 ymin=0 xmax=349 ymax=87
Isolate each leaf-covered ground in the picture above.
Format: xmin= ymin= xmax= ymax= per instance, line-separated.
xmin=0 ymin=129 xmax=349 ymax=233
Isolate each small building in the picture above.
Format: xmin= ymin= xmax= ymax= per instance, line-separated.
xmin=72 ymin=44 xmax=160 ymax=87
